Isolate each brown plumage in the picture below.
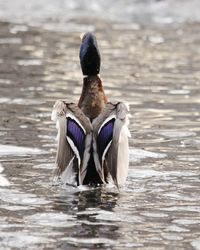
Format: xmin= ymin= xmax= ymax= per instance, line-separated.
xmin=78 ymin=75 xmax=107 ymax=120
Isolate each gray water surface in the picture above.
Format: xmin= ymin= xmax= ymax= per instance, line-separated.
xmin=0 ymin=2 xmax=200 ymax=249
xmin=0 ymin=0 xmax=200 ymax=25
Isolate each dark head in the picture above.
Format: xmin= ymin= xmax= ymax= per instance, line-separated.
xmin=79 ymin=32 xmax=101 ymax=76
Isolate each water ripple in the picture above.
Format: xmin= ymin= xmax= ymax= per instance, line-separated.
xmin=0 ymin=14 xmax=200 ymax=250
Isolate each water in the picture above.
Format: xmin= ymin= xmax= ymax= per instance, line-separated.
xmin=1 ymin=0 xmax=200 ymax=26
xmin=0 ymin=1 xmax=200 ymax=249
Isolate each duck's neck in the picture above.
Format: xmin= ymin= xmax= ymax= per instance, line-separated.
xmin=78 ymin=75 xmax=107 ymax=120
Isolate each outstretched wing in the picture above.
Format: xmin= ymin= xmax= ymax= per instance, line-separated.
xmin=51 ymin=100 xmax=92 ymax=186
xmin=93 ymin=101 xmax=131 ymax=186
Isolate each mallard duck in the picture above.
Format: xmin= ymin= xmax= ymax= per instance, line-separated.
xmin=52 ymin=32 xmax=131 ymax=187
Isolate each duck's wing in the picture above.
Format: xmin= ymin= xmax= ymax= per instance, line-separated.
xmin=92 ymin=101 xmax=131 ymax=186
xmin=51 ymin=100 xmax=92 ymax=186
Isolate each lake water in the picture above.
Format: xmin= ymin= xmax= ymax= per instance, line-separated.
xmin=0 ymin=1 xmax=200 ymax=249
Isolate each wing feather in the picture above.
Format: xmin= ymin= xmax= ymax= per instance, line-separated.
xmin=97 ymin=117 xmax=115 ymax=162
xmin=66 ymin=115 xmax=86 ymax=165
xmin=93 ymin=101 xmax=131 ymax=186
xmin=52 ymin=100 xmax=130 ymax=187
xmin=52 ymin=100 xmax=92 ymax=185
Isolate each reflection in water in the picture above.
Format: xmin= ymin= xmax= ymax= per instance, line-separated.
xmin=45 ymin=188 xmax=121 ymax=248
xmin=0 ymin=11 xmax=200 ymax=250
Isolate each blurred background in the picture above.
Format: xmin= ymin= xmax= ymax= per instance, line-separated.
xmin=0 ymin=1 xmax=200 ymax=249
xmin=0 ymin=0 xmax=200 ymax=25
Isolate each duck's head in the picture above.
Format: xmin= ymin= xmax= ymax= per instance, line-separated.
xmin=79 ymin=32 xmax=101 ymax=76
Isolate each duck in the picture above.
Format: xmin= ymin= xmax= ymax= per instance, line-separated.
xmin=51 ymin=32 xmax=131 ymax=187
